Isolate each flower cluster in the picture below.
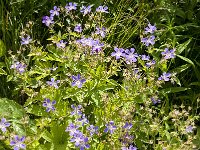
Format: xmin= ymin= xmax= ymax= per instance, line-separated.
xmin=120 ymin=122 xmax=136 ymax=149
xmin=77 ymin=37 xmax=104 ymax=54
xmin=42 ymin=5 xmax=60 ymax=26
xmin=95 ymin=27 xmax=107 ymax=38
xmin=11 ymin=62 xmax=26 ymax=74
xmin=111 ymin=47 xmax=157 ymax=68
xmin=65 ymin=2 xmax=77 ymax=11
xmin=111 ymin=47 xmax=138 ymax=63
xmin=141 ymin=23 xmax=156 ymax=47
xmin=66 ymin=105 xmax=93 ymax=150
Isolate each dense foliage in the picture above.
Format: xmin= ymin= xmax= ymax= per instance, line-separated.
xmin=0 ymin=0 xmax=200 ymax=150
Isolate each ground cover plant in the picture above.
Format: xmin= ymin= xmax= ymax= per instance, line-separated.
xmin=0 ymin=0 xmax=200 ymax=150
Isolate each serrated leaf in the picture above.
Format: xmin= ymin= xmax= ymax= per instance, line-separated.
xmin=41 ymin=130 xmax=53 ymax=142
xmin=0 ymin=98 xmax=25 ymax=119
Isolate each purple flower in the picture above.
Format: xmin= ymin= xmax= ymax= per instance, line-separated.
xmin=141 ymin=35 xmax=155 ymax=46
xmin=145 ymin=23 xmax=156 ymax=34
xmin=78 ymin=37 xmax=96 ymax=47
xmin=70 ymin=132 xmax=90 ymax=150
xmin=121 ymin=145 xmax=137 ymax=150
xmin=42 ymin=98 xmax=56 ymax=112
xmin=185 ymin=125 xmax=193 ymax=133
xmin=133 ymin=68 xmax=140 ymax=78
xmin=21 ymin=35 xmax=32 ymax=45
xmin=151 ymin=97 xmax=161 ymax=105
xmin=46 ymin=78 xmax=60 ymax=88
xmin=71 ymin=105 xmax=82 ymax=116
xmin=11 ymin=62 xmax=26 ymax=74
xmin=96 ymin=6 xmax=109 ymax=13
xmin=65 ymin=2 xmax=77 ymax=11
xmin=50 ymin=6 xmax=60 ymax=17
xmin=91 ymin=41 xmax=104 ymax=54
xmin=74 ymin=24 xmax=82 ymax=33
xmin=120 ymin=132 xmax=134 ymax=144
xmin=141 ymin=54 xmax=150 ymax=61
xmin=71 ymin=74 xmax=86 ymax=88
xmin=42 ymin=16 xmax=54 ymax=27
xmin=0 ymin=118 xmax=10 ymax=132
xmin=146 ymin=60 xmax=156 ymax=67
xmin=10 ymin=135 xmax=26 ymax=150
xmin=56 ymin=40 xmax=67 ymax=48
xmin=65 ymin=123 xmax=80 ymax=136
xmin=158 ymin=72 xmax=171 ymax=81
xmin=87 ymin=125 xmax=98 ymax=136
xmin=104 ymin=121 xmax=117 ymax=134
xmin=124 ymin=48 xmax=138 ymax=64
xmin=95 ymin=27 xmax=106 ymax=38
xmin=80 ymin=5 xmax=92 ymax=15
xmin=111 ymin=47 xmax=125 ymax=60
xmin=77 ymin=114 xmax=89 ymax=126
xmin=161 ymin=48 xmax=175 ymax=60
xmin=123 ymin=122 xmax=132 ymax=130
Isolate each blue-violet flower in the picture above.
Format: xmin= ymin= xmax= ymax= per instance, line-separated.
xmin=71 ymin=74 xmax=86 ymax=88
xmin=10 ymin=135 xmax=26 ymax=150
xmin=104 ymin=121 xmax=117 ymax=134
xmin=43 ymin=98 xmax=56 ymax=112
xmin=0 ymin=118 xmax=10 ymax=132
xmin=46 ymin=78 xmax=60 ymax=88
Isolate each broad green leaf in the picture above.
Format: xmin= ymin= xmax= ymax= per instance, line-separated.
xmin=51 ymin=122 xmax=68 ymax=145
xmin=0 ymin=40 xmax=6 ymax=57
xmin=26 ymin=104 xmax=47 ymax=116
xmin=0 ymin=98 xmax=27 ymax=135
xmin=0 ymin=98 xmax=25 ymax=118
xmin=175 ymin=39 xmax=191 ymax=55
xmin=160 ymin=87 xmax=190 ymax=94
xmin=41 ymin=130 xmax=53 ymax=142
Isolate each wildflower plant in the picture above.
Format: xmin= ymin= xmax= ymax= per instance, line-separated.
xmin=1 ymin=1 xmax=199 ymax=150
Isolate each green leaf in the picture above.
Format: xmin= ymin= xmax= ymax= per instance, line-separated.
xmin=160 ymin=87 xmax=190 ymax=94
xmin=41 ymin=130 xmax=53 ymax=142
xmin=0 ymin=68 xmax=7 ymax=75
xmin=0 ymin=98 xmax=27 ymax=135
xmin=26 ymin=104 xmax=47 ymax=116
xmin=175 ymin=39 xmax=191 ymax=55
xmin=189 ymin=82 xmax=200 ymax=86
xmin=177 ymin=55 xmax=194 ymax=66
xmin=170 ymin=64 xmax=191 ymax=74
xmin=0 ymin=98 xmax=25 ymax=119
xmin=0 ymin=40 xmax=6 ymax=57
